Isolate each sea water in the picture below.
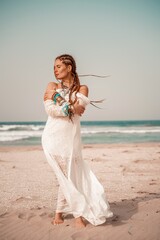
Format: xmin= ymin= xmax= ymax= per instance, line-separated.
xmin=0 ymin=120 xmax=160 ymax=146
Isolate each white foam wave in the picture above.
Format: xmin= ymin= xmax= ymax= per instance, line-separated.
xmin=0 ymin=124 xmax=44 ymax=131
xmin=0 ymin=136 xmax=30 ymax=141
xmin=0 ymin=124 xmax=160 ymax=142
xmin=0 ymin=130 xmax=42 ymax=142
xmin=81 ymin=127 xmax=160 ymax=135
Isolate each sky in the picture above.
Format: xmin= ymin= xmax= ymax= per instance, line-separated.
xmin=0 ymin=0 xmax=160 ymax=121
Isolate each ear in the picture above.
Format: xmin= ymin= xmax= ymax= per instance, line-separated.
xmin=67 ymin=65 xmax=72 ymax=73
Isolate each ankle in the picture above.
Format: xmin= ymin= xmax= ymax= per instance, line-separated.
xmin=55 ymin=212 xmax=63 ymax=218
xmin=75 ymin=217 xmax=83 ymax=221
xmin=75 ymin=217 xmax=86 ymax=227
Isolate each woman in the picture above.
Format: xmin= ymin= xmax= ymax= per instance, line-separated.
xmin=42 ymin=54 xmax=113 ymax=228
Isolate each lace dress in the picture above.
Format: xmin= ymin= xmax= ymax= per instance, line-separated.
xmin=41 ymin=89 xmax=113 ymax=226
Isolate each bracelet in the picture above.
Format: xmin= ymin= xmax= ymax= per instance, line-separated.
xmin=53 ymin=92 xmax=61 ymax=104
xmin=62 ymin=102 xmax=69 ymax=116
xmin=68 ymin=104 xmax=75 ymax=120
xmin=70 ymin=105 xmax=75 ymax=114
xmin=52 ymin=92 xmax=74 ymax=120
xmin=61 ymin=102 xmax=74 ymax=120
xmin=59 ymin=99 xmax=65 ymax=106
xmin=52 ymin=91 xmax=58 ymax=99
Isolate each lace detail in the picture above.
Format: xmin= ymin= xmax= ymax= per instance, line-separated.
xmin=52 ymin=155 xmax=69 ymax=177
xmin=56 ymin=187 xmax=68 ymax=212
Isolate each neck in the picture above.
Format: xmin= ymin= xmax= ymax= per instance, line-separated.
xmin=62 ymin=77 xmax=73 ymax=88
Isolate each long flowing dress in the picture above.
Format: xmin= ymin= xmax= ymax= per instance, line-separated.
xmin=41 ymin=88 xmax=113 ymax=226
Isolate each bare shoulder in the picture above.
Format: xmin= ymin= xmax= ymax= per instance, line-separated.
xmin=79 ymin=85 xmax=89 ymax=97
xmin=46 ymin=82 xmax=58 ymax=90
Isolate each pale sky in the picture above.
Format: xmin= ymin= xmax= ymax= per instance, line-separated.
xmin=0 ymin=0 xmax=160 ymax=121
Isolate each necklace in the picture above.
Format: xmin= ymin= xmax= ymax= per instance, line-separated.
xmin=61 ymin=81 xmax=72 ymax=95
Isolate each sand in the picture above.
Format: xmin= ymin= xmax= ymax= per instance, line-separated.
xmin=0 ymin=143 xmax=160 ymax=240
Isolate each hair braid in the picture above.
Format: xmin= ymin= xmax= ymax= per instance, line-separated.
xmin=55 ymin=54 xmax=80 ymax=104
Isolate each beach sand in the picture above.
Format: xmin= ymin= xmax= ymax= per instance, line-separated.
xmin=0 ymin=143 xmax=160 ymax=240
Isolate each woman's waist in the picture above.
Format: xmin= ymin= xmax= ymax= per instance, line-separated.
xmin=43 ymin=116 xmax=80 ymax=131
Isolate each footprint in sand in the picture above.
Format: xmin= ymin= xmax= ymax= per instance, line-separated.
xmin=39 ymin=212 xmax=47 ymax=218
xmin=15 ymin=196 xmax=32 ymax=202
xmin=149 ymin=182 xmax=157 ymax=185
xmin=18 ymin=213 xmax=26 ymax=220
xmin=0 ymin=211 xmax=8 ymax=218
xmin=27 ymin=213 xmax=36 ymax=221
xmin=18 ymin=212 xmax=36 ymax=221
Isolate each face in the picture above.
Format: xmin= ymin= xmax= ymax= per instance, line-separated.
xmin=54 ymin=59 xmax=71 ymax=80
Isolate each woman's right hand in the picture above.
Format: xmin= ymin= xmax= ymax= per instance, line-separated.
xmin=73 ymin=101 xmax=85 ymax=116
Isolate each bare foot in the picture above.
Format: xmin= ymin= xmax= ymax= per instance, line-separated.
xmin=52 ymin=213 xmax=64 ymax=225
xmin=75 ymin=217 xmax=86 ymax=228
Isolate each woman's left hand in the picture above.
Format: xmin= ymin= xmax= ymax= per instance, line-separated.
xmin=44 ymin=89 xmax=56 ymax=101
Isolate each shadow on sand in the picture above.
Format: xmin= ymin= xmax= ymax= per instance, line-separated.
xmin=103 ymin=192 xmax=160 ymax=227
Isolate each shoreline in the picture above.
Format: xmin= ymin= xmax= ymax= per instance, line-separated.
xmin=0 ymin=142 xmax=160 ymax=239
xmin=0 ymin=141 xmax=160 ymax=150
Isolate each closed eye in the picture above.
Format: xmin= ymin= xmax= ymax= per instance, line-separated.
xmin=54 ymin=65 xmax=61 ymax=69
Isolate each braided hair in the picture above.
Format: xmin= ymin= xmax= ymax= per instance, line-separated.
xmin=55 ymin=54 xmax=80 ymax=104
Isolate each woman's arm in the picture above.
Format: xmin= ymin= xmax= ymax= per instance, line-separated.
xmin=44 ymin=82 xmax=57 ymax=101
xmin=43 ymin=82 xmax=69 ymax=118
xmin=43 ymin=82 xmax=89 ymax=118
xmin=73 ymin=85 xmax=89 ymax=116
xmin=78 ymin=85 xmax=89 ymax=97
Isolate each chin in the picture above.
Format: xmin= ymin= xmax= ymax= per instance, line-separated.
xmin=55 ymin=76 xmax=61 ymax=80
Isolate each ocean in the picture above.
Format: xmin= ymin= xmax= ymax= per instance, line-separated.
xmin=0 ymin=120 xmax=160 ymax=146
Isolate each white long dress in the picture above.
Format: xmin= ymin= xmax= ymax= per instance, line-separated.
xmin=41 ymin=88 xmax=113 ymax=226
